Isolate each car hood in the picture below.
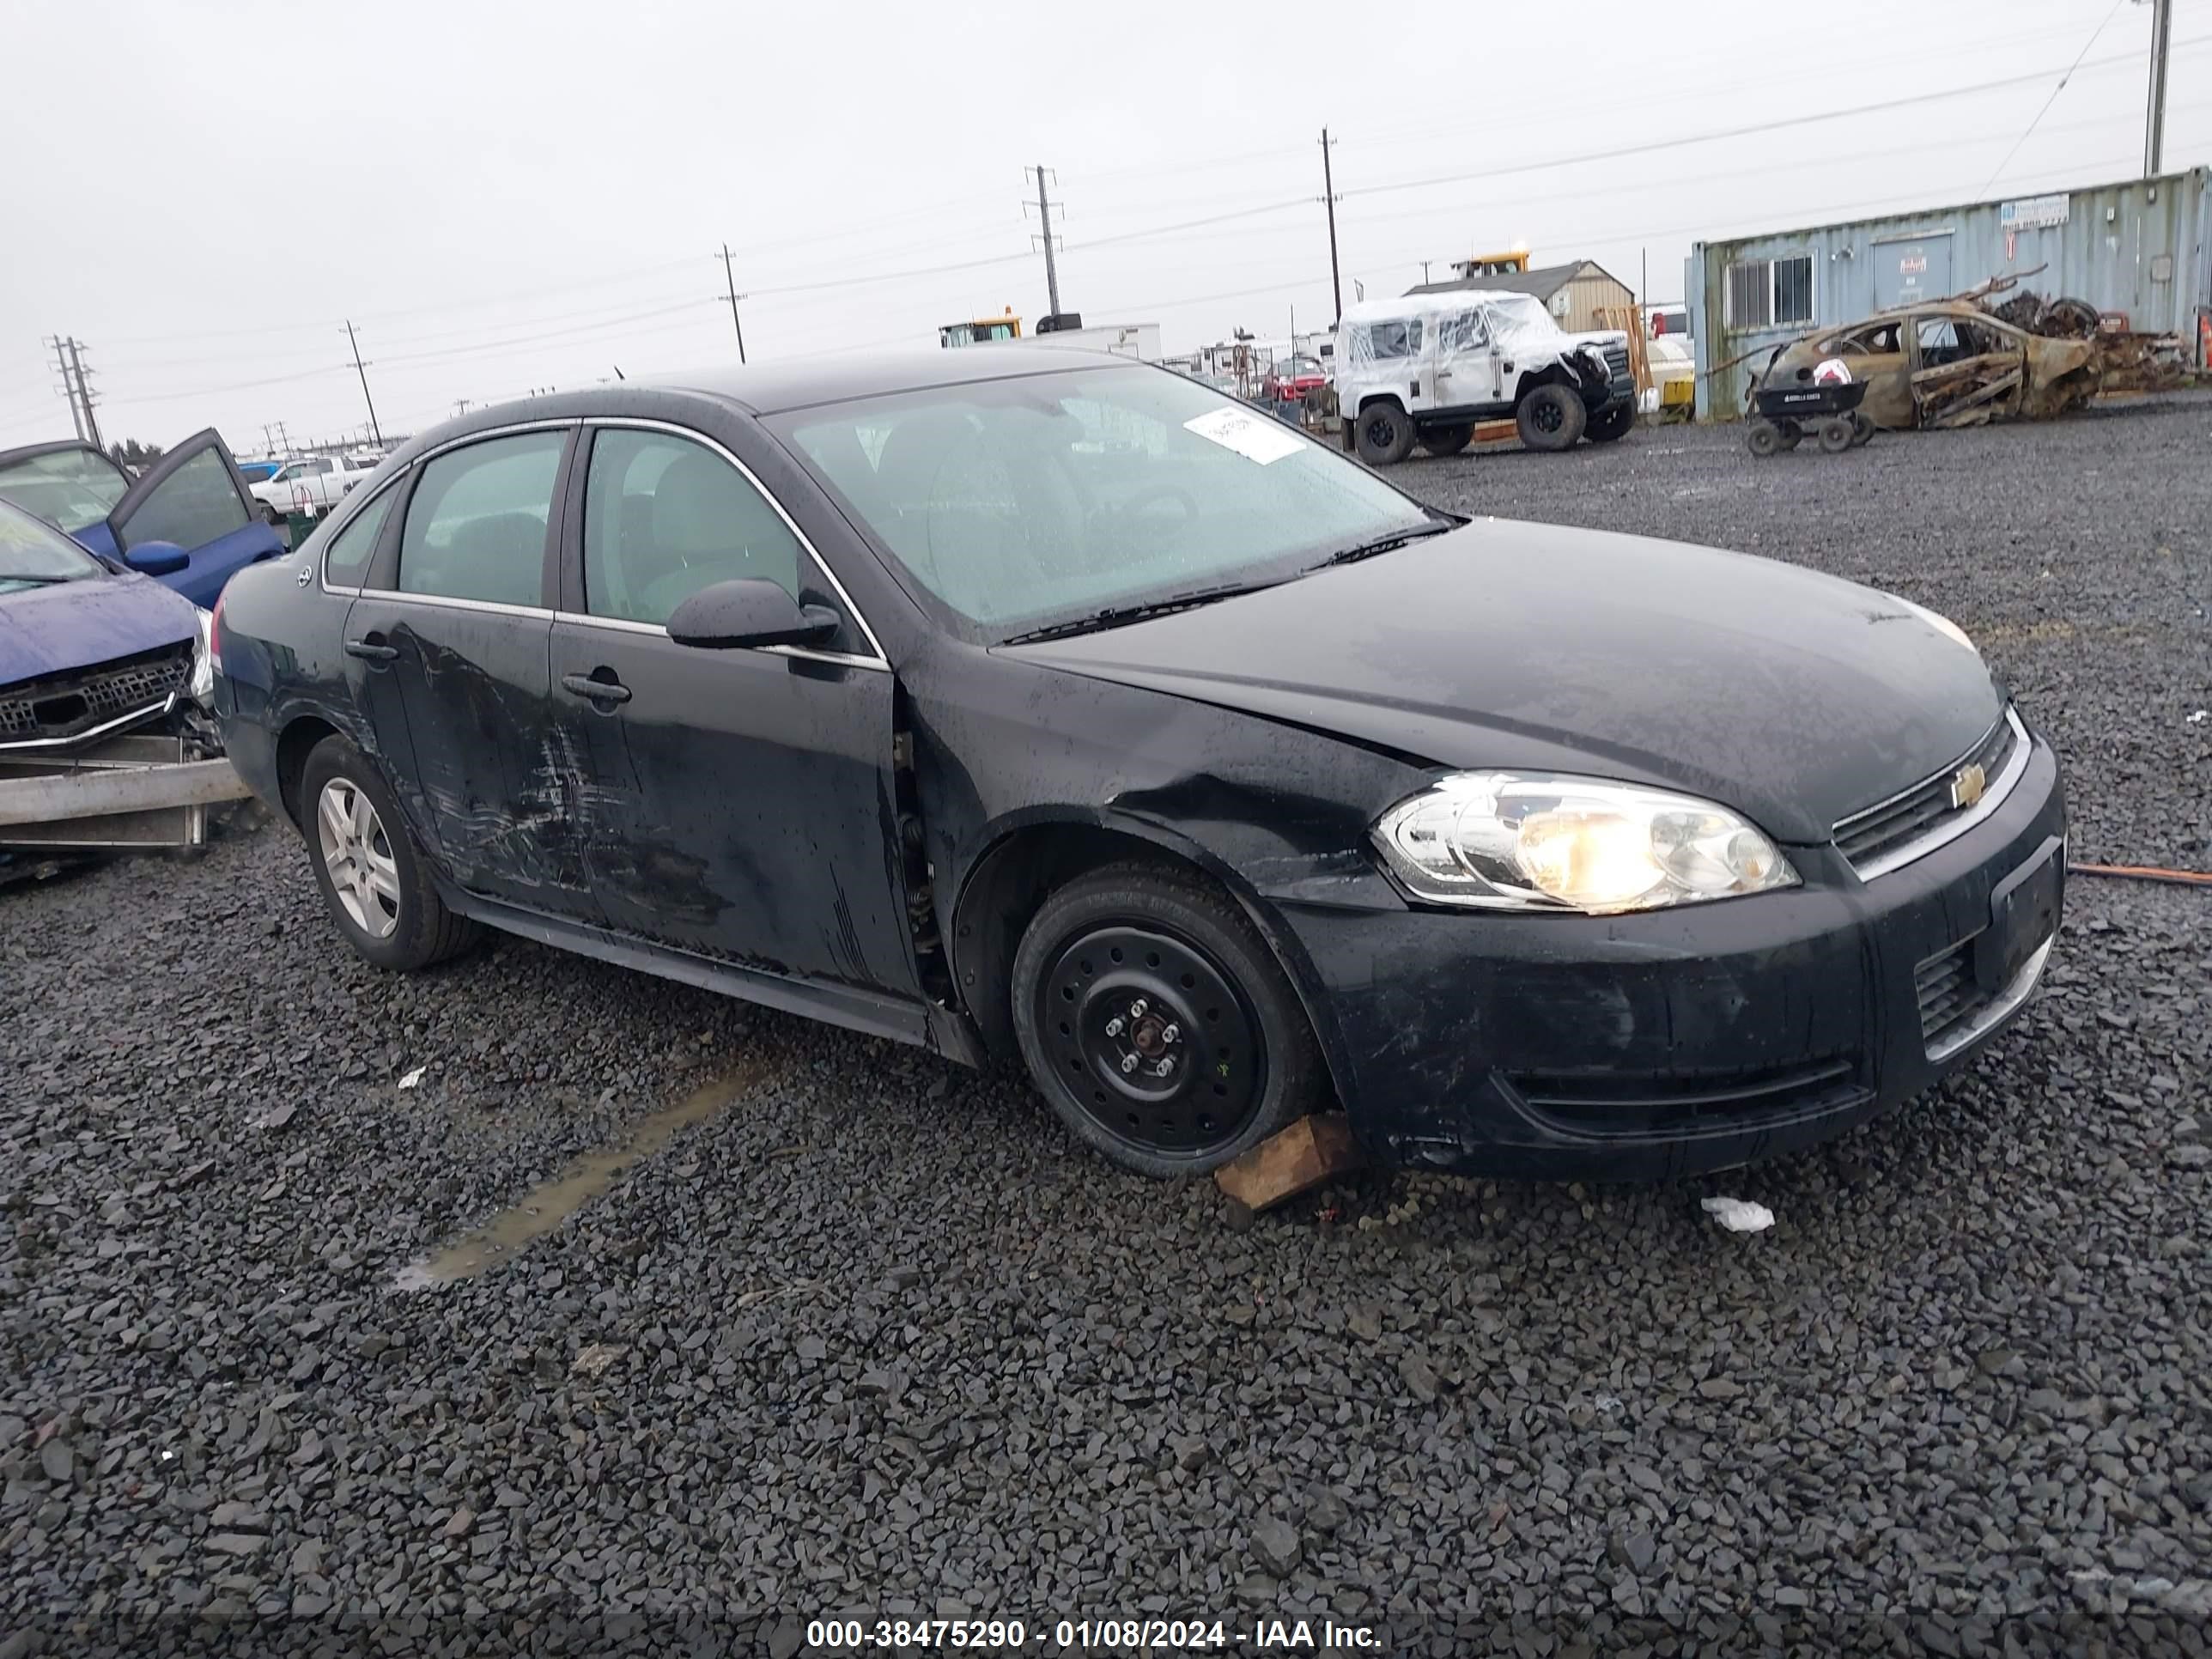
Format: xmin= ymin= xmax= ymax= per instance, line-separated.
xmin=0 ymin=572 xmax=199 ymax=688
xmin=1000 ymin=518 xmax=2004 ymax=843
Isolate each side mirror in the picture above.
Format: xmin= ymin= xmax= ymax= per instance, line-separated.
xmin=122 ymin=540 xmax=190 ymax=576
xmin=665 ymin=579 xmax=839 ymax=650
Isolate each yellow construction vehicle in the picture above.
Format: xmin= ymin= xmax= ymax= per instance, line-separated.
xmin=1451 ymin=249 xmax=1532 ymax=280
xmin=939 ymin=309 xmax=1022 ymax=347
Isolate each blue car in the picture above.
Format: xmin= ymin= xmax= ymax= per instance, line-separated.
xmin=0 ymin=429 xmax=286 ymax=609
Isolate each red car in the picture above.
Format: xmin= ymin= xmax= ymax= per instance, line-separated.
xmin=1263 ymin=356 xmax=1329 ymax=404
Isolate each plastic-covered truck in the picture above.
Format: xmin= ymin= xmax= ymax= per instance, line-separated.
xmin=1334 ymin=292 xmax=1636 ymax=464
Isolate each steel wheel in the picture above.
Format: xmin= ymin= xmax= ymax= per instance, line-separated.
xmin=1036 ymin=923 xmax=1267 ymax=1160
xmin=315 ymin=776 xmax=400 ymax=940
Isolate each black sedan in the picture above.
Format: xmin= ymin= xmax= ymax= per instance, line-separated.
xmin=211 ymin=350 xmax=2065 ymax=1179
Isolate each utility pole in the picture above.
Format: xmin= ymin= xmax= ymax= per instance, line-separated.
xmin=1419 ymin=260 xmax=1431 ymax=285
xmin=1319 ymin=129 xmax=1343 ymax=325
xmin=46 ymin=337 xmax=85 ymax=441
xmin=720 ymin=244 xmax=749 ymax=365
xmin=1027 ymin=165 xmax=1063 ymax=319
xmin=343 ymin=320 xmax=383 ymax=447
xmin=2143 ymin=0 xmax=2172 ymax=176
xmin=65 ymin=338 xmax=103 ymax=451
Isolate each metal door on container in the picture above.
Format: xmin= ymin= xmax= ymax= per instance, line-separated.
xmin=1877 ymin=234 xmax=1952 ymax=309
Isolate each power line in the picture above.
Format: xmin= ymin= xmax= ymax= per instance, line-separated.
xmin=1984 ymin=0 xmax=2131 ymax=189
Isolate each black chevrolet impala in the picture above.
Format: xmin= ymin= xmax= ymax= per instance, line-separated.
xmin=212 ymin=351 xmax=2065 ymax=1178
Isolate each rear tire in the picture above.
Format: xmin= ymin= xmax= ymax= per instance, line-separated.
xmin=1818 ymin=416 xmax=1856 ymax=454
xmin=1354 ymin=403 xmax=1416 ymax=466
xmin=298 ymin=735 xmax=478 ymax=972
xmin=1516 ymin=384 xmax=1588 ymax=452
xmin=1584 ymin=403 xmax=1634 ymax=444
xmin=1010 ymin=862 xmax=1329 ymax=1177
xmin=1419 ymin=423 xmax=1474 ymax=458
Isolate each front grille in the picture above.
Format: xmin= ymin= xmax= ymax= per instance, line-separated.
xmin=1834 ymin=711 xmax=2021 ymax=879
xmin=1915 ymin=943 xmax=1975 ymax=1048
xmin=0 ymin=641 xmax=191 ymax=746
xmin=1602 ymin=343 xmax=1630 ymax=379
xmin=1508 ymin=1057 xmax=1867 ymax=1137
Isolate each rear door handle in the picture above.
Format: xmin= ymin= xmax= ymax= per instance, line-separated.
xmin=343 ymin=637 xmax=398 ymax=662
xmin=561 ymin=671 xmax=632 ymax=705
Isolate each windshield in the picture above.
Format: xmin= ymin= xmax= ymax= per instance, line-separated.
xmin=0 ymin=446 xmax=130 ymax=533
xmin=775 ymin=365 xmax=1430 ymax=640
xmin=0 ymin=497 xmax=103 ymax=591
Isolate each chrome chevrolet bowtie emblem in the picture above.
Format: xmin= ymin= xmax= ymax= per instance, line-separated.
xmin=1949 ymin=762 xmax=1987 ymax=810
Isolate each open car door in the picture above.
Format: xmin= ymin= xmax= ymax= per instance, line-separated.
xmin=88 ymin=429 xmax=286 ymax=608
xmin=1909 ymin=316 xmax=2029 ymax=429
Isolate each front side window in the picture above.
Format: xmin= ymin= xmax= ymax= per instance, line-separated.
xmin=581 ymin=429 xmax=804 ymax=626
xmin=119 ymin=448 xmax=250 ymax=551
xmin=324 ymin=484 xmax=398 ymax=587
xmin=396 ymin=431 xmax=563 ymax=606
xmin=778 ymin=364 xmax=1431 ymax=638
xmin=0 ymin=446 xmax=131 ymax=533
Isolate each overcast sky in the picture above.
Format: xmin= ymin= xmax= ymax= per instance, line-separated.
xmin=3 ymin=0 xmax=2204 ymax=453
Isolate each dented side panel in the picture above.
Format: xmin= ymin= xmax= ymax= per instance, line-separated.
xmin=547 ymin=623 xmax=911 ymax=994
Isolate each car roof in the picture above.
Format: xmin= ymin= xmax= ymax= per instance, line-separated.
xmin=0 ymin=438 xmax=113 ymax=469
xmin=376 ymin=347 xmax=1153 ymax=473
xmin=651 ymin=346 xmax=1142 ymax=415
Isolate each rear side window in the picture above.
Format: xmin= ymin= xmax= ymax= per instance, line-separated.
xmin=323 ymin=485 xmax=398 ymax=587
xmin=580 ymin=428 xmax=805 ymax=626
xmin=396 ymin=432 xmax=563 ymax=607
xmin=119 ymin=449 xmax=251 ymax=551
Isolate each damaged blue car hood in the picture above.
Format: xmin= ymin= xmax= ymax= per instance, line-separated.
xmin=0 ymin=571 xmax=199 ymax=687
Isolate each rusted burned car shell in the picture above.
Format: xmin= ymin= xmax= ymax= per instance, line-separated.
xmin=1758 ymin=302 xmax=2112 ymax=431
xmin=214 ymin=359 xmax=2066 ymax=1180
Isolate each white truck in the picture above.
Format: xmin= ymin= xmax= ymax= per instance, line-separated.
xmin=1334 ymin=292 xmax=1635 ymax=463
xmin=247 ymin=453 xmax=378 ymax=523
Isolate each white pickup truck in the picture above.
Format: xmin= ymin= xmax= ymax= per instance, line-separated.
xmin=248 ymin=454 xmax=378 ymax=523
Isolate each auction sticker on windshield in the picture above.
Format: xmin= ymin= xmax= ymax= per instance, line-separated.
xmin=1183 ymin=406 xmax=1305 ymax=465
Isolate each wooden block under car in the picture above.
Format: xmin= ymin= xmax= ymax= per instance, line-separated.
xmin=1212 ymin=1114 xmax=1363 ymax=1213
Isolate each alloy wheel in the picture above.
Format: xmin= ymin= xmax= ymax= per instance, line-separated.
xmin=1039 ymin=924 xmax=1267 ymax=1159
xmin=316 ymin=777 xmax=401 ymax=940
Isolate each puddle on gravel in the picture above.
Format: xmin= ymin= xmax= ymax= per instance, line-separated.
xmin=391 ymin=1058 xmax=777 ymax=1291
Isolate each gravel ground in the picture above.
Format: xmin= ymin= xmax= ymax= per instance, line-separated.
xmin=4 ymin=397 xmax=2210 ymax=1657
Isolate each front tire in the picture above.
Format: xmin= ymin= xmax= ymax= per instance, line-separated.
xmin=257 ymin=501 xmax=283 ymax=527
xmin=1011 ymin=863 xmax=1328 ymax=1176
xmin=1516 ymin=384 xmax=1588 ymax=452
xmin=1584 ymin=403 xmax=1634 ymax=444
xmin=1354 ymin=402 xmax=1416 ymax=466
xmin=298 ymin=736 xmax=478 ymax=971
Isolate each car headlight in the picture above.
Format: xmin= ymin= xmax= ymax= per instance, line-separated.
xmin=1371 ymin=772 xmax=1798 ymax=915
xmin=1887 ymin=593 xmax=1977 ymax=657
xmin=188 ymin=605 xmax=216 ymax=705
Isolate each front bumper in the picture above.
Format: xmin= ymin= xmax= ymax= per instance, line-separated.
xmin=1279 ymin=732 xmax=2067 ymax=1180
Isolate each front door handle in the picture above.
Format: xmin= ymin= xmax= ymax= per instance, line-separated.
xmin=561 ymin=670 xmax=632 ymax=705
xmin=343 ymin=637 xmax=398 ymax=662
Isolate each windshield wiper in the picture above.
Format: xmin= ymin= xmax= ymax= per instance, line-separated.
xmin=0 ymin=573 xmax=70 ymax=586
xmin=1000 ymin=580 xmax=1282 ymax=646
xmin=1308 ymin=517 xmax=1459 ymax=570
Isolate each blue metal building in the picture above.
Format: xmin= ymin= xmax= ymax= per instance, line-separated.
xmin=1686 ymin=167 xmax=2211 ymax=418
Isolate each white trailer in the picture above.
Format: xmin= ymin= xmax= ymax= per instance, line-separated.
xmin=1009 ymin=322 xmax=1164 ymax=362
